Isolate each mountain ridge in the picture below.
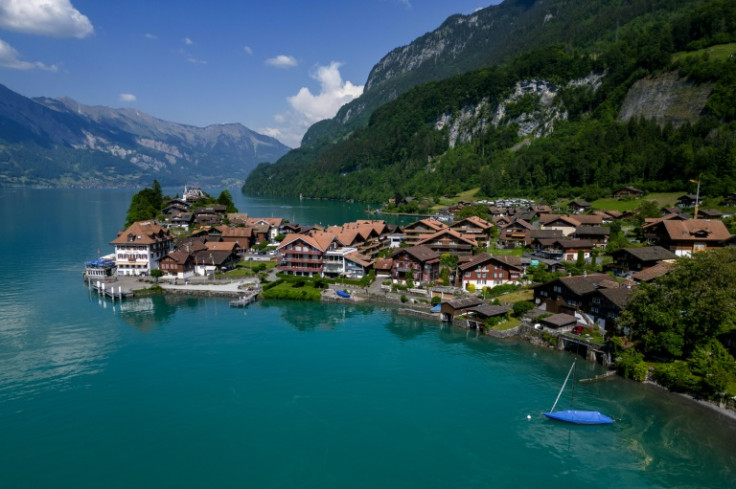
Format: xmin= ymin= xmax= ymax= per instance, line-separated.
xmin=0 ymin=85 xmax=290 ymax=187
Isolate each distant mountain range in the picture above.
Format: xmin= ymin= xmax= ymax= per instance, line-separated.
xmin=0 ymin=83 xmax=290 ymax=187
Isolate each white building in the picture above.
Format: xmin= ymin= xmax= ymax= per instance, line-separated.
xmin=110 ymin=221 xmax=174 ymax=276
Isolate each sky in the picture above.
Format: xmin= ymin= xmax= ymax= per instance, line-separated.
xmin=0 ymin=0 xmax=500 ymax=148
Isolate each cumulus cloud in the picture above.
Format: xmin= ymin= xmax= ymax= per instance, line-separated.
xmin=264 ymin=62 xmax=363 ymax=147
xmin=265 ymin=54 xmax=297 ymax=68
xmin=118 ymin=93 xmax=136 ymax=103
xmin=0 ymin=38 xmax=57 ymax=71
xmin=0 ymin=0 xmax=93 ymax=38
xmin=183 ymin=37 xmax=194 ymax=45
xmin=144 ymin=33 xmax=157 ymax=40
xmin=243 ymin=45 xmax=252 ymax=55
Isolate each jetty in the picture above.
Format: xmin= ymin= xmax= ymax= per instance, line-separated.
xmin=229 ymin=286 xmax=261 ymax=308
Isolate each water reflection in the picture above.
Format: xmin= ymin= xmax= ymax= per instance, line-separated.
xmin=263 ymin=300 xmax=376 ymax=332
xmin=115 ymin=295 xmax=201 ymax=333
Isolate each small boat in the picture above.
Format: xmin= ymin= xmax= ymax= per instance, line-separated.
xmin=336 ymin=290 xmax=351 ymax=298
xmin=544 ymin=360 xmax=614 ymax=425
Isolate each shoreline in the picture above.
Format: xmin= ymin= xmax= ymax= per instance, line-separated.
xmin=90 ymin=274 xmax=736 ymax=421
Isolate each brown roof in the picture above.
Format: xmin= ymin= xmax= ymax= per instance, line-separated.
xmin=458 ymin=253 xmax=522 ymax=272
xmin=404 ymin=218 xmax=447 ymax=232
xmin=110 ymin=221 xmax=172 ymax=245
xmin=417 ymin=228 xmax=478 ymax=247
xmin=444 ymin=297 xmax=483 ymax=310
xmin=598 ymin=287 xmax=634 ymax=309
xmin=277 ymin=231 xmax=336 ymax=252
xmin=221 ymin=226 xmax=253 ymax=239
xmin=661 ymin=219 xmax=732 ymax=242
xmin=391 ymin=245 xmax=439 ymax=263
xmin=451 ymin=215 xmax=493 ymax=230
xmin=541 ymin=313 xmax=577 ymax=328
xmin=345 ymin=252 xmax=373 ymax=268
xmin=246 ymin=217 xmax=283 ymax=227
xmin=632 ymin=262 xmax=676 ymax=282
xmin=468 ymin=304 xmax=512 ymax=318
xmin=552 ymin=273 xmax=615 ymax=296
xmin=205 ymin=241 xmax=239 ymax=252
xmin=374 ymin=258 xmax=394 ymax=271
xmin=618 ymin=246 xmax=676 ymax=262
xmin=162 ymin=250 xmax=192 ymax=265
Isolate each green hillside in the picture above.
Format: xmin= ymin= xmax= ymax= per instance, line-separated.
xmin=244 ymin=0 xmax=736 ymax=202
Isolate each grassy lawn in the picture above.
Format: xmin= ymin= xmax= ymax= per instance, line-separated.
xmin=487 ymin=246 xmax=525 ymax=256
xmin=237 ymin=260 xmax=277 ymax=269
xmin=673 ymin=42 xmax=736 ymax=62
xmin=432 ymin=187 xmax=481 ymax=210
xmin=590 ymin=192 xmax=683 ymax=211
xmin=491 ymin=316 xmax=521 ymax=331
xmin=495 ymin=289 xmax=533 ymax=304
xmin=223 ymin=260 xmax=277 ymax=278
xmin=260 ymin=282 xmax=322 ymax=301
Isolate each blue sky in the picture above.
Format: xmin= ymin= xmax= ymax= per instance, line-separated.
xmin=0 ymin=1 xmax=499 ymax=147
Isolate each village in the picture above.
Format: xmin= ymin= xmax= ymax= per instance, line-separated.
xmin=85 ymin=185 xmax=734 ymax=364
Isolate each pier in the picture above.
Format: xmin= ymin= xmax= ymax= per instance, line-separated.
xmin=229 ymin=286 xmax=262 ymax=308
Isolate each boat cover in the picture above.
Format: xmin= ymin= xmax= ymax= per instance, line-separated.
xmin=544 ymin=409 xmax=614 ymax=425
xmin=336 ymin=290 xmax=351 ymax=298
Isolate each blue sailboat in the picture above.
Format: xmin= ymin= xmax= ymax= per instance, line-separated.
xmin=544 ymin=360 xmax=614 ymax=425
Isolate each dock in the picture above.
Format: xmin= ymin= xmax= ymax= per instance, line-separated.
xmin=89 ymin=279 xmax=134 ymax=300
xmin=229 ymin=286 xmax=261 ymax=308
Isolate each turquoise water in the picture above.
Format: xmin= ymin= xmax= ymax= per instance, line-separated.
xmin=0 ymin=188 xmax=735 ymax=488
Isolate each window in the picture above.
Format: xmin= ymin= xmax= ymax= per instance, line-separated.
xmin=553 ymin=286 xmax=562 ymax=293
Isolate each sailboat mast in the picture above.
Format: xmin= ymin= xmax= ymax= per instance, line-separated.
xmin=550 ymin=361 xmax=576 ymax=412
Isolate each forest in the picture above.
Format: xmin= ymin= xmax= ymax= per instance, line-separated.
xmin=243 ymin=0 xmax=736 ymax=203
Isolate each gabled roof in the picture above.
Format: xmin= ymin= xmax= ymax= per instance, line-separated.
xmin=220 ymin=226 xmax=254 ymax=239
xmin=539 ymin=214 xmax=580 ymax=227
xmin=161 ymin=250 xmax=193 ymax=265
xmin=443 ymin=297 xmax=483 ymax=310
xmin=416 ymin=228 xmax=478 ymax=247
xmin=205 ymin=241 xmax=239 ymax=252
xmin=632 ymin=262 xmax=676 ymax=282
xmin=246 ymin=217 xmax=283 ymax=227
xmin=391 ymin=245 xmax=439 ymax=263
xmin=569 ymin=200 xmax=591 ymax=208
xmin=110 ymin=221 xmax=172 ymax=245
xmin=404 ymin=218 xmax=447 ymax=232
xmin=505 ymin=218 xmax=535 ymax=230
xmin=660 ymin=219 xmax=732 ymax=242
xmin=598 ymin=287 xmax=634 ymax=309
xmin=374 ymin=258 xmax=394 ymax=271
xmin=554 ymin=239 xmax=595 ymax=249
xmin=468 ymin=304 xmax=512 ymax=318
xmin=450 ymin=215 xmax=493 ymax=230
xmin=277 ymin=231 xmax=336 ymax=252
xmin=458 ymin=253 xmax=522 ymax=272
xmin=345 ymin=252 xmax=373 ymax=268
xmin=538 ymin=273 xmax=615 ymax=297
xmin=541 ymin=313 xmax=577 ymax=327
xmin=574 ymin=225 xmax=610 ymax=237
xmin=616 ymin=246 xmax=676 ymax=262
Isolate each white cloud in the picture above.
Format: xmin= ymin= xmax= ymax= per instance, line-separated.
xmin=144 ymin=33 xmax=157 ymax=40
xmin=183 ymin=37 xmax=194 ymax=45
xmin=265 ymin=54 xmax=297 ymax=68
xmin=0 ymin=0 xmax=93 ymax=38
xmin=0 ymin=38 xmax=57 ymax=71
xmin=243 ymin=45 xmax=252 ymax=55
xmin=118 ymin=93 xmax=136 ymax=103
xmin=187 ymin=56 xmax=207 ymax=65
xmin=265 ymin=62 xmax=363 ymax=147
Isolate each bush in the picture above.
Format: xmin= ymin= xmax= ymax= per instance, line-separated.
xmin=616 ymin=349 xmax=648 ymax=382
xmin=653 ymin=361 xmax=698 ymax=393
xmin=400 ymin=294 xmax=408 ymax=303
xmin=466 ymin=283 xmax=476 ymax=293
xmin=431 ymin=296 xmax=442 ymax=306
xmin=512 ymin=301 xmax=535 ymax=317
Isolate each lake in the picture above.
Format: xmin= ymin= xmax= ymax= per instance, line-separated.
xmin=0 ymin=187 xmax=734 ymax=488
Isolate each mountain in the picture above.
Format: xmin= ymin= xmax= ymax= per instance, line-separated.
xmin=245 ymin=0 xmax=736 ymax=201
xmin=0 ymin=84 xmax=290 ymax=187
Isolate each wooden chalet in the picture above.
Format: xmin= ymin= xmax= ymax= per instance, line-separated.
xmin=276 ymin=231 xmax=337 ymax=277
xmin=677 ymin=194 xmax=699 ymax=207
xmin=449 ymin=216 xmax=494 ymax=247
xmin=416 ymin=228 xmax=477 ymax=257
xmin=390 ymin=245 xmax=440 ymax=284
xmin=613 ymin=186 xmax=644 ymax=198
xmin=606 ymin=246 xmax=677 ymax=276
xmin=456 ymin=253 xmax=523 ymax=290
xmin=645 ymin=219 xmax=732 ymax=256
xmin=572 ymin=225 xmax=610 ymax=248
xmin=568 ymin=200 xmax=591 ymax=214
xmin=499 ymin=219 xmax=535 ymax=246
xmin=159 ymin=250 xmax=195 ymax=278
xmin=402 ymin=218 xmax=447 ymax=246
xmin=533 ymin=273 xmax=620 ymax=316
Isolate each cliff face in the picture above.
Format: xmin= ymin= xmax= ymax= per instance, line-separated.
xmin=618 ymin=72 xmax=713 ymax=126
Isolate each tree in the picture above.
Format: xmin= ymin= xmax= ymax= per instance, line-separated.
xmin=125 ymin=181 xmax=164 ymax=227
xmin=454 ymin=204 xmax=490 ymax=221
xmin=217 ymin=189 xmax=238 ymax=213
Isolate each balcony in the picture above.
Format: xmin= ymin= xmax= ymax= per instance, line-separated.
xmin=281 ymin=258 xmax=323 ymax=265
xmin=278 ymin=265 xmax=323 ymax=273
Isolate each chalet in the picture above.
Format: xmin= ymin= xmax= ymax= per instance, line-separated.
xmin=163 ymin=200 xmax=191 ymax=216
xmin=219 ymin=226 xmax=253 ymax=251
xmin=111 ymin=221 xmax=174 ymax=276
xmin=193 ymin=241 xmax=241 ymax=274
xmin=533 ymin=273 xmax=619 ymax=316
xmin=572 ymin=225 xmax=610 ymax=248
xmin=390 ymin=245 xmax=440 ymax=284
xmin=677 ymin=194 xmax=699 ymax=207
xmin=538 ymin=215 xmax=580 ymax=236
xmin=456 ymin=253 xmax=523 ymax=290
xmin=403 ymin=218 xmax=447 ymax=246
xmin=440 ymin=297 xmax=483 ymax=322
xmin=588 ymin=287 xmax=633 ymax=330
xmin=227 ymin=213 xmax=249 ymax=226
xmin=499 ymin=219 xmax=535 ymax=246
xmin=246 ymin=217 xmax=283 ymax=242
xmin=538 ymin=313 xmax=577 ymax=332
xmin=645 ymin=219 xmax=732 ymax=256
xmin=613 ymin=186 xmax=644 ymax=198
xmin=167 ymin=212 xmax=193 ymax=229
xmin=530 ymin=229 xmax=565 ymax=248
xmin=374 ymin=258 xmax=394 ymax=277
xmin=535 ymin=239 xmax=594 ymax=262
xmin=159 ymin=250 xmax=195 ymax=278
xmin=327 ymin=220 xmax=390 ymax=258
xmin=697 ymin=208 xmax=723 ymax=219
xmin=344 ymin=252 xmax=373 ymax=279
xmin=606 ymin=246 xmax=676 ymax=276
xmin=416 ymin=228 xmax=477 ymax=257
xmin=461 ymin=304 xmax=512 ymax=330
xmin=492 ymin=215 xmax=513 ymax=228
xmin=277 ymin=231 xmax=337 ymax=277
xmin=450 ymin=216 xmax=494 ymax=247
xmin=568 ymin=200 xmax=591 ymax=214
